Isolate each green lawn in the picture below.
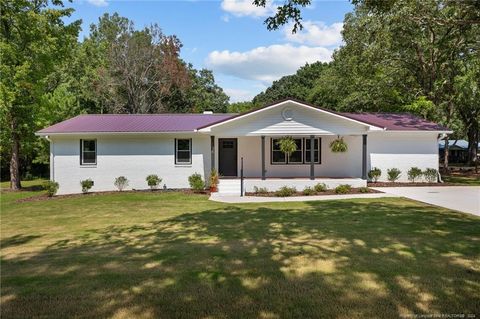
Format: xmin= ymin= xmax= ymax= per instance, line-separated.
xmin=1 ymin=182 xmax=479 ymax=318
xmin=442 ymin=175 xmax=480 ymax=185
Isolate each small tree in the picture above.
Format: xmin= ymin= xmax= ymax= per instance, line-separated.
xmin=80 ymin=179 xmax=94 ymax=194
xmin=44 ymin=181 xmax=59 ymax=197
xmin=189 ymin=173 xmax=205 ymax=192
xmin=407 ymin=167 xmax=423 ymax=182
xmin=387 ymin=168 xmax=401 ymax=182
xmin=146 ymin=175 xmax=162 ymax=190
xmin=114 ymin=176 xmax=129 ymax=191
xmin=423 ymin=168 xmax=438 ymax=183
xmin=368 ymin=167 xmax=382 ymax=182
xmin=276 ymin=136 xmax=297 ymax=157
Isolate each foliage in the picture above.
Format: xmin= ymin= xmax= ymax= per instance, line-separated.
xmin=334 ymin=184 xmax=352 ymax=194
xmin=209 ymin=169 xmax=219 ymax=188
xmin=275 ymin=186 xmax=297 ymax=197
xmin=407 ymin=167 xmax=423 ymax=183
xmin=368 ymin=167 xmax=382 ymax=182
xmin=302 ymin=186 xmax=315 ymax=196
xmin=330 ymin=137 xmax=348 ymax=153
xmin=188 ymin=173 xmax=205 ymax=192
xmin=80 ymin=179 xmax=94 ymax=194
xmin=253 ymin=186 xmax=269 ymax=194
xmin=253 ymin=0 xmax=312 ymax=33
xmin=387 ymin=168 xmax=402 ymax=182
xmin=114 ymin=176 xmax=129 ymax=191
xmin=44 ymin=180 xmax=59 ymax=197
xmin=146 ymin=174 xmax=162 ymax=190
xmin=313 ymin=183 xmax=327 ymax=192
xmin=276 ymin=137 xmax=297 ymax=157
xmin=423 ymin=168 xmax=438 ymax=183
xmin=403 ymin=96 xmax=437 ymax=120
xmin=358 ymin=187 xmax=369 ymax=193
xmin=227 ymin=101 xmax=256 ymax=113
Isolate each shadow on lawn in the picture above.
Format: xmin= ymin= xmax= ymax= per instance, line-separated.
xmin=1 ymin=200 xmax=479 ymax=318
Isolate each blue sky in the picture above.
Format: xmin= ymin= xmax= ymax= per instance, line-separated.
xmin=66 ymin=0 xmax=353 ymax=102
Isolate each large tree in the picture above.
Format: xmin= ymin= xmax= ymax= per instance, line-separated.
xmin=0 ymin=0 xmax=80 ymax=189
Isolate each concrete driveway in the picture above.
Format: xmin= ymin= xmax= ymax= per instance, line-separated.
xmin=372 ymin=186 xmax=480 ymax=216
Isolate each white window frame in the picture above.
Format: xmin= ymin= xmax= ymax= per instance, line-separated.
xmin=80 ymin=139 xmax=97 ymax=165
xmin=175 ymin=138 xmax=192 ymax=165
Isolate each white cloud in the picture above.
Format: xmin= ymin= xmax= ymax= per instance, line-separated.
xmin=284 ymin=21 xmax=343 ymax=47
xmin=224 ymin=88 xmax=256 ymax=102
xmin=221 ymin=0 xmax=275 ymax=17
xmin=87 ymin=0 xmax=108 ymax=7
xmin=206 ymin=44 xmax=333 ymax=82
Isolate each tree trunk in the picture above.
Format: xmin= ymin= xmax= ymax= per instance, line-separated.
xmin=9 ymin=120 xmax=21 ymax=190
xmin=467 ymin=126 xmax=478 ymax=166
xmin=443 ymin=135 xmax=449 ymax=172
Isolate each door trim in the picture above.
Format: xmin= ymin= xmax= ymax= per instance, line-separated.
xmin=218 ymin=138 xmax=238 ymax=177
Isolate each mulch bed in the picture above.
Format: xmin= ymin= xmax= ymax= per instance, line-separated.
xmin=246 ymin=188 xmax=382 ymax=197
xmin=14 ymin=189 xmax=210 ymax=203
xmin=367 ymin=182 xmax=458 ymax=187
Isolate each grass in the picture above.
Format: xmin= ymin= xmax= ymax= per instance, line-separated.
xmin=1 ymin=181 xmax=479 ymax=318
xmin=442 ymin=175 xmax=480 ymax=185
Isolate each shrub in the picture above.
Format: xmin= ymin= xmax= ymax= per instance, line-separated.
xmin=423 ymin=168 xmax=438 ymax=183
xmin=253 ymin=186 xmax=268 ymax=194
xmin=334 ymin=184 xmax=351 ymax=194
xmin=358 ymin=187 xmax=369 ymax=193
xmin=407 ymin=167 xmax=423 ymax=182
xmin=189 ymin=173 xmax=205 ymax=192
xmin=44 ymin=180 xmax=59 ymax=197
xmin=80 ymin=179 xmax=94 ymax=194
xmin=368 ymin=167 xmax=382 ymax=182
xmin=209 ymin=169 xmax=219 ymax=188
xmin=275 ymin=186 xmax=297 ymax=197
xmin=302 ymin=186 xmax=316 ymax=196
xmin=313 ymin=183 xmax=327 ymax=192
xmin=114 ymin=176 xmax=129 ymax=191
xmin=387 ymin=168 xmax=401 ymax=182
xmin=146 ymin=174 xmax=162 ymax=190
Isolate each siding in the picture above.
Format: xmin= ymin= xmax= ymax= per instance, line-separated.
xmin=51 ymin=134 xmax=211 ymax=194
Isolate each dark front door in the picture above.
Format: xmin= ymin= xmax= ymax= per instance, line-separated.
xmin=218 ymin=138 xmax=238 ymax=177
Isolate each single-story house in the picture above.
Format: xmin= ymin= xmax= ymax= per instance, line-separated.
xmin=36 ymin=99 xmax=451 ymax=195
xmin=439 ymin=139 xmax=480 ymax=164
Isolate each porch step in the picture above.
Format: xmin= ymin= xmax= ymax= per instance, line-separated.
xmin=217 ymin=179 xmax=242 ymax=195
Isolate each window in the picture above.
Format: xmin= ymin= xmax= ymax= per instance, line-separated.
xmin=305 ymin=138 xmax=321 ymax=164
xmin=271 ymin=137 xmax=321 ymax=165
xmin=80 ymin=139 xmax=96 ymax=165
xmin=175 ymin=139 xmax=192 ymax=164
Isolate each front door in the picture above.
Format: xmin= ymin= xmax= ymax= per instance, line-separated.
xmin=218 ymin=138 xmax=238 ymax=177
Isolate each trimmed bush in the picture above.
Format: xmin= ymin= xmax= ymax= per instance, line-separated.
xmin=275 ymin=186 xmax=297 ymax=197
xmin=387 ymin=168 xmax=401 ymax=182
xmin=44 ymin=180 xmax=59 ymax=197
xmin=146 ymin=174 xmax=162 ymax=190
xmin=423 ymin=168 xmax=438 ymax=183
xmin=358 ymin=186 xmax=369 ymax=193
xmin=407 ymin=167 xmax=423 ymax=182
xmin=302 ymin=186 xmax=315 ymax=196
xmin=189 ymin=173 xmax=205 ymax=192
xmin=313 ymin=183 xmax=328 ymax=192
xmin=80 ymin=179 xmax=94 ymax=194
xmin=114 ymin=176 xmax=129 ymax=191
xmin=253 ymin=186 xmax=268 ymax=194
xmin=368 ymin=167 xmax=382 ymax=182
xmin=334 ymin=184 xmax=351 ymax=194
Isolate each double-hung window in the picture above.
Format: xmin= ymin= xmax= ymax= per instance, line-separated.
xmin=80 ymin=139 xmax=97 ymax=165
xmin=175 ymin=139 xmax=192 ymax=165
xmin=271 ymin=137 xmax=321 ymax=164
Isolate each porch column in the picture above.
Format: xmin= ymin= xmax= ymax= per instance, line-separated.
xmin=210 ymin=136 xmax=215 ymax=171
xmin=362 ymin=134 xmax=367 ymax=180
xmin=310 ymin=135 xmax=315 ymax=180
xmin=261 ymin=136 xmax=266 ymax=180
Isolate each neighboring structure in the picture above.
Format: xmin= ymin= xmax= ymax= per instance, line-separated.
xmin=439 ymin=139 xmax=480 ymax=164
xmin=36 ymin=99 xmax=451 ymax=195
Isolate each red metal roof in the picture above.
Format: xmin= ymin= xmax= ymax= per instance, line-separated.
xmin=340 ymin=112 xmax=449 ymax=131
xmin=37 ymin=114 xmax=236 ymax=134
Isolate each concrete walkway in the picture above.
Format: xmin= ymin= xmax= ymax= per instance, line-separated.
xmin=209 ymin=192 xmax=398 ymax=203
xmin=372 ymin=186 xmax=480 ymax=216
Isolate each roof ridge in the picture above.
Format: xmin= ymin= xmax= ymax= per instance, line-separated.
xmin=76 ymin=113 xmax=237 ymax=116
